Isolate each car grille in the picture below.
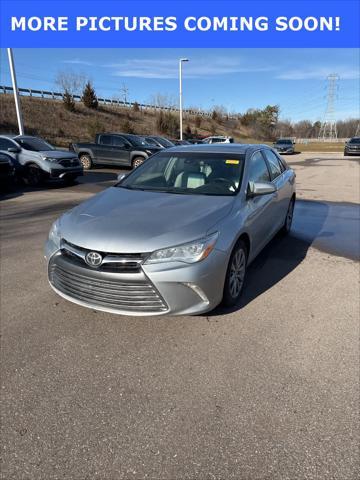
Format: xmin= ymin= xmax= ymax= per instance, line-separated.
xmin=61 ymin=239 xmax=146 ymax=273
xmin=49 ymin=261 xmax=168 ymax=313
xmin=58 ymin=158 xmax=78 ymax=167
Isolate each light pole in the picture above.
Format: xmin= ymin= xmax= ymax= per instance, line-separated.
xmin=179 ymin=58 xmax=189 ymax=140
xmin=7 ymin=48 xmax=24 ymax=135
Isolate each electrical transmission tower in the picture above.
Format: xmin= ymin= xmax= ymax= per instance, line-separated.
xmin=318 ymin=74 xmax=339 ymax=141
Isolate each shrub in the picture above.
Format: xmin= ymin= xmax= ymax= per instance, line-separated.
xmin=185 ymin=124 xmax=192 ymax=139
xmin=63 ymin=90 xmax=75 ymax=112
xmin=156 ymin=111 xmax=179 ymax=137
xmin=121 ymin=120 xmax=135 ymax=134
xmin=194 ymin=115 xmax=202 ymax=128
xmin=82 ymin=81 xmax=98 ymax=109
xmin=132 ymin=102 xmax=140 ymax=112
xmin=87 ymin=118 xmax=105 ymax=139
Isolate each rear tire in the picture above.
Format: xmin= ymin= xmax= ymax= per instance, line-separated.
xmin=222 ymin=240 xmax=248 ymax=307
xmin=79 ymin=154 xmax=92 ymax=170
xmin=132 ymin=156 xmax=145 ymax=169
xmin=25 ymin=164 xmax=45 ymax=187
xmin=281 ymin=198 xmax=295 ymax=235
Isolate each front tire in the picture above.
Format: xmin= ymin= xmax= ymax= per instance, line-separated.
xmin=222 ymin=240 xmax=248 ymax=307
xmin=79 ymin=154 xmax=92 ymax=170
xmin=281 ymin=198 xmax=295 ymax=235
xmin=25 ymin=164 xmax=45 ymax=187
xmin=132 ymin=156 xmax=145 ymax=169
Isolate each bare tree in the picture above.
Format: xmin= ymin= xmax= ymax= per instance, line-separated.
xmin=149 ymin=93 xmax=177 ymax=109
xmin=55 ymin=70 xmax=86 ymax=97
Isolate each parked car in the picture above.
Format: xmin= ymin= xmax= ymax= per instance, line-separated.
xmin=0 ymin=152 xmax=16 ymax=188
xmin=203 ymin=136 xmax=234 ymax=144
xmin=0 ymin=135 xmax=83 ymax=186
xmin=145 ymin=136 xmax=175 ymax=149
xmin=70 ymin=133 xmax=162 ymax=170
xmin=344 ymin=137 xmax=360 ymax=156
xmin=173 ymin=139 xmax=191 ymax=145
xmin=46 ymin=144 xmax=296 ymax=316
xmin=273 ymin=139 xmax=295 ymax=155
xmin=187 ymin=139 xmax=205 ymax=144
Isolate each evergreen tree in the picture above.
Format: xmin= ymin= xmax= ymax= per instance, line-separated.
xmin=82 ymin=81 xmax=98 ymax=109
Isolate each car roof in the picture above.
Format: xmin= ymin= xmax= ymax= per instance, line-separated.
xmin=165 ymin=143 xmax=271 ymax=155
xmin=0 ymin=134 xmax=37 ymax=140
xmin=0 ymin=134 xmax=18 ymax=139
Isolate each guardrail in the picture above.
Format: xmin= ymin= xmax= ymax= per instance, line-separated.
xmin=0 ymin=85 xmax=218 ymax=118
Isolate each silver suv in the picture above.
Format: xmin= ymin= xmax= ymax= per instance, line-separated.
xmin=0 ymin=135 xmax=83 ymax=186
xmin=203 ymin=136 xmax=234 ymax=144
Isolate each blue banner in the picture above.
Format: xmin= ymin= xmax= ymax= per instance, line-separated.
xmin=0 ymin=0 xmax=359 ymax=48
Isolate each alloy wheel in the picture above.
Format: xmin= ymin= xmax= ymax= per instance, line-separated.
xmin=133 ymin=157 xmax=144 ymax=168
xmin=229 ymin=248 xmax=246 ymax=299
xmin=80 ymin=155 xmax=92 ymax=170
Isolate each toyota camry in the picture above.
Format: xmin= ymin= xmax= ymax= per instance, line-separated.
xmin=45 ymin=144 xmax=296 ymax=315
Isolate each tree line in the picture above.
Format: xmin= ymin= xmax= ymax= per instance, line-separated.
xmin=55 ymin=70 xmax=359 ymax=140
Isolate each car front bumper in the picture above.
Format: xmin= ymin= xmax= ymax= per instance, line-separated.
xmin=344 ymin=149 xmax=360 ymax=156
xmin=274 ymin=148 xmax=294 ymax=154
xmin=49 ymin=166 xmax=84 ymax=179
xmin=45 ymin=240 xmax=229 ymax=316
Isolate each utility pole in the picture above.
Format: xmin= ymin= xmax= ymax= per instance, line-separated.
xmin=318 ymin=74 xmax=339 ymax=142
xmin=120 ymin=83 xmax=129 ymax=105
xmin=7 ymin=48 xmax=24 ymax=135
xmin=179 ymin=58 xmax=189 ymax=140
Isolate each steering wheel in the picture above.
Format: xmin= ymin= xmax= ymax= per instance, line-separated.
xmin=213 ymin=177 xmax=237 ymax=191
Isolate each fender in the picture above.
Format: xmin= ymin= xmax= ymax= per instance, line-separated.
xmin=75 ymin=148 xmax=95 ymax=160
xmin=129 ymin=151 xmax=148 ymax=162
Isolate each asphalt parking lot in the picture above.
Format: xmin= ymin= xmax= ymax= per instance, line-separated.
xmin=1 ymin=152 xmax=359 ymax=479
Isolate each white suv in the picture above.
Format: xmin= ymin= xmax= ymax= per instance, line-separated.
xmin=202 ymin=136 xmax=234 ymax=144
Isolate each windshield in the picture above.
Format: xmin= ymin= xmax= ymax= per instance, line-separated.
xmin=125 ymin=134 xmax=153 ymax=147
xmin=118 ymin=152 xmax=245 ymax=196
xmin=349 ymin=137 xmax=360 ymax=144
xmin=16 ymin=137 xmax=55 ymax=151
xmin=145 ymin=137 xmax=160 ymax=146
xmin=276 ymin=139 xmax=292 ymax=144
xmin=154 ymin=136 xmax=175 ymax=148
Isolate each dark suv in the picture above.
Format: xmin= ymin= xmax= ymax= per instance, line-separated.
xmin=71 ymin=133 xmax=162 ymax=169
xmin=344 ymin=137 xmax=360 ymax=156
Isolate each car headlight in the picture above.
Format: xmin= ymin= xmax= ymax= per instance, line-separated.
xmin=144 ymin=232 xmax=219 ymax=265
xmin=48 ymin=219 xmax=61 ymax=248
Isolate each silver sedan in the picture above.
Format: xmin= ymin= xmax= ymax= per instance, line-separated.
xmin=45 ymin=144 xmax=296 ymax=315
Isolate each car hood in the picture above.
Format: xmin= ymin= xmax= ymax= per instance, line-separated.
xmin=60 ymin=187 xmax=235 ymax=253
xmin=275 ymin=144 xmax=292 ymax=148
xmin=40 ymin=150 xmax=77 ymax=159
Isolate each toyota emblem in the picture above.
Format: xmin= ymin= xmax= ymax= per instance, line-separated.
xmin=85 ymin=251 xmax=103 ymax=267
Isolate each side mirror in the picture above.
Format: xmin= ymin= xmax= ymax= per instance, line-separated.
xmin=117 ymin=173 xmax=127 ymax=182
xmin=8 ymin=147 xmax=20 ymax=153
xmin=247 ymin=181 xmax=276 ymax=197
